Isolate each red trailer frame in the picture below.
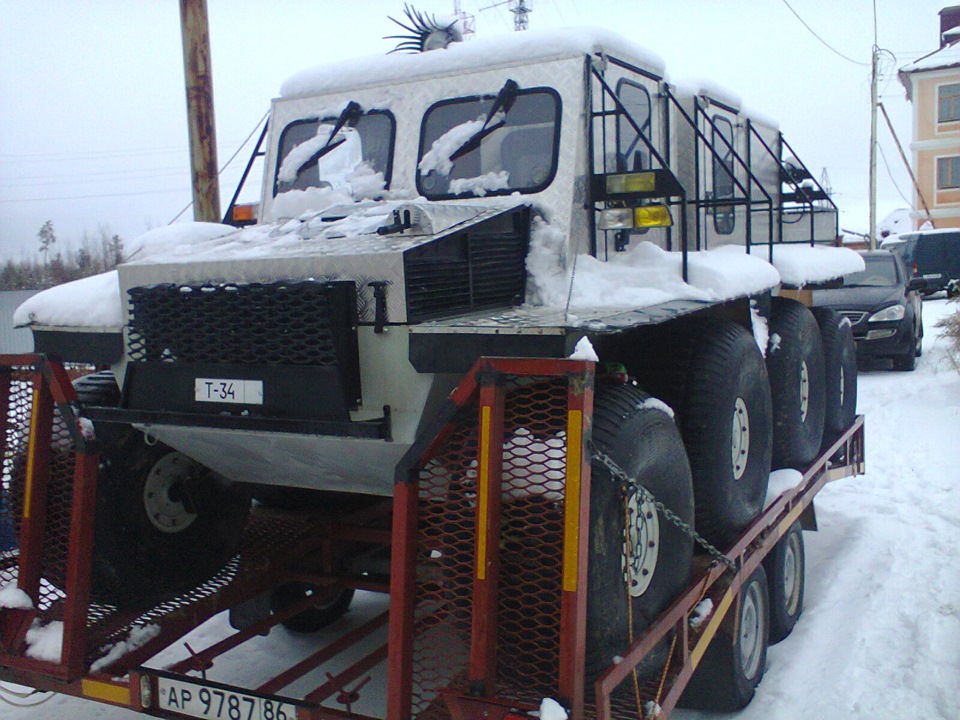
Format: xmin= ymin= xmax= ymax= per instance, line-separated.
xmin=0 ymin=355 xmax=864 ymax=720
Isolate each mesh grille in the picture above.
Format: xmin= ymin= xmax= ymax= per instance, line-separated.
xmin=837 ymin=310 xmax=867 ymax=325
xmin=410 ymin=375 xmax=570 ymax=717
xmin=404 ymin=208 xmax=529 ymax=323
xmin=127 ymin=281 xmax=357 ymax=366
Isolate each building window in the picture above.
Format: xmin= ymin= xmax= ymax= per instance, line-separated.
xmin=938 ymin=156 xmax=960 ymax=189
xmin=939 ymin=83 xmax=960 ymax=123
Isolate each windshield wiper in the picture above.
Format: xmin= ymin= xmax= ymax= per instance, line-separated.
xmin=448 ymin=79 xmax=519 ymax=163
xmin=295 ymin=100 xmax=363 ymax=177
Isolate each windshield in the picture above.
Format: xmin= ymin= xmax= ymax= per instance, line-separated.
xmin=843 ymin=256 xmax=900 ymax=287
xmin=417 ymin=87 xmax=561 ymax=199
xmin=274 ymin=110 xmax=394 ymax=198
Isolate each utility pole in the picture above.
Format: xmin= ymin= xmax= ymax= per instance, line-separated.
xmin=179 ymin=0 xmax=221 ymax=223
xmin=869 ymin=44 xmax=879 ymax=250
xmin=868 ymin=0 xmax=879 ymax=250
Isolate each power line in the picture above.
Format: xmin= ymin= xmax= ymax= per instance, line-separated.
xmin=0 ymin=186 xmax=190 ymax=204
xmin=780 ymin=0 xmax=870 ymax=66
xmin=877 ymin=143 xmax=911 ymax=206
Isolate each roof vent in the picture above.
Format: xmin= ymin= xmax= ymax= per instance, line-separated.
xmin=386 ymin=4 xmax=463 ymax=53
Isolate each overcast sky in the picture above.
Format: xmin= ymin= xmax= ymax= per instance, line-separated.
xmin=0 ymin=0 xmax=948 ymax=261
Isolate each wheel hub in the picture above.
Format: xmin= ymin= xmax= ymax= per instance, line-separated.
xmin=799 ymin=360 xmax=810 ymax=422
xmin=731 ymin=397 xmax=750 ymax=481
xmin=739 ymin=580 xmax=766 ymax=680
xmin=143 ymin=453 xmax=200 ymax=534
xmin=783 ymin=533 xmax=803 ymax=615
xmin=623 ymin=489 xmax=660 ymax=597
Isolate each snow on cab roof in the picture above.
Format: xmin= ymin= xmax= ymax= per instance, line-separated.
xmin=279 ymin=27 xmax=666 ymax=99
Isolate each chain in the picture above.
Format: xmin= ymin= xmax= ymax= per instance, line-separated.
xmin=589 ymin=442 xmax=737 ymax=572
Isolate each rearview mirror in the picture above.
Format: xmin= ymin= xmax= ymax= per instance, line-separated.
xmin=907 ymin=277 xmax=927 ymax=292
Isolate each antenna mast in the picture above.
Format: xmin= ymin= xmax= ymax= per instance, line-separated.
xmin=480 ymin=0 xmax=532 ymax=31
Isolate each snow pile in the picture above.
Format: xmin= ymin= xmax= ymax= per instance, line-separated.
xmin=90 ymin=624 xmax=160 ymax=673
xmin=419 ymin=117 xmax=488 ymax=176
xmin=13 ymin=270 xmax=121 ymax=328
xmin=538 ymin=698 xmax=568 ymax=720
xmin=449 ymin=171 xmax=511 ymax=197
xmin=24 ymin=620 xmax=63 ymax=662
xmin=0 ymin=583 xmax=32 ymax=610
xmin=527 ymin=221 xmax=780 ymax=309
xmin=568 ymin=336 xmax=599 ymax=361
xmin=764 ymin=468 xmax=803 ymax=508
xmin=280 ymin=27 xmax=665 ymax=98
xmin=762 ymin=244 xmax=864 ymax=286
xmin=639 ymin=397 xmax=675 ymax=419
xmin=125 ymin=221 xmax=235 ymax=262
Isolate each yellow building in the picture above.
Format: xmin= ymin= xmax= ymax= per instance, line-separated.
xmin=899 ymin=6 xmax=960 ymax=229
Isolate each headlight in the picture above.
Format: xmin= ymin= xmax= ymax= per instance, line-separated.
xmin=868 ymin=304 xmax=905 ymax=322
xmin=598 ymin=204 xmax=673 ymax=230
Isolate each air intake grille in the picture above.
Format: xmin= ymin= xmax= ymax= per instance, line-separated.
xmin=404 ymin=206 xmax=530 ymax=323
xmin=127 ymin=281 xmax=358 ymax=367
xmin=837 ymin=310 xmax=868 ymax=325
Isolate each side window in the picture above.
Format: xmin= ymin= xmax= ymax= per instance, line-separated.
xmin=936 ymin=156 xmax=960 ymax=189
xmin=616 ymin=80 xmax=652 ymax=172
xmin=712 ymin=115 xmax=736 ymax=235
xmin=274 ymin=110 xmax=395 ymax=197
xmin=938 ymin=83 xmax=960 ymax=123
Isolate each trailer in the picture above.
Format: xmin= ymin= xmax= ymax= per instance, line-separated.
xmin=8 ymin=15 xmax=866 ymax=720
xmin=0 ymin=354 xmax=862 ymax=720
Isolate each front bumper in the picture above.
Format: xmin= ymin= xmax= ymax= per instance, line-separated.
xmin=852 ymin=318 xmax=913 ymax=359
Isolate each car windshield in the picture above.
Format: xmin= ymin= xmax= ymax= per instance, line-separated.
xmin=843 ymin=256 xmax=900 ymax=287
xmin=417 ymin=87 xmax=561 ymax=199
xmin=274 ymin=109 xmax=394 ymax=198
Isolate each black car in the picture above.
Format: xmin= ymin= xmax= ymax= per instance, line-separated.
xmin=881 ymin=228 xmax=960 ymax=295
xmin=813 ymin=251 xmax=925 ymax=371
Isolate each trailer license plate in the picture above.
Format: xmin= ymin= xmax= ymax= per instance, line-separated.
xmin=157 ymin=676 xmax=296 ymax=720
xmin=194 ymin=378 xmax=263 ymax=405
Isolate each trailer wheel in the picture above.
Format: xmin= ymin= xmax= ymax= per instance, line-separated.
xmin=767 ymin=298 xmax=826 ymax=468
xmin=810 ymin=307 xmax=857 ymax=441
xmin=271 ymin=582 xmax=354 ymax=633
xmin=680 ymin=565 xmax=770 ymax=711
xmin=585 ymin=384 xmax=694 ymax=683
xmin=633 ymin=319 xmax=772 ymax=548
xmin=763 ymin=520 xmax=805 ymax=644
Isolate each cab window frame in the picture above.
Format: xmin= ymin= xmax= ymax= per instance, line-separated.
xmin=416 ymin=86 xmax=562 ymax=200
xmin=272 ymin=109 xmax=396 ymax=197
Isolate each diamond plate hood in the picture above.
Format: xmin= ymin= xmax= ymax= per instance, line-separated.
xmin=118 ymin=199 xmax=524 ymax=324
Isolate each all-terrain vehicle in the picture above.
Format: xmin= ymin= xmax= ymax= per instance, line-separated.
xmin=13 ymin=20 xmax=863 ymax=715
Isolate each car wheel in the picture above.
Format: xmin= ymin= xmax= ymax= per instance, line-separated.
xmin=893 ymin=350 xmax=917 ymax=371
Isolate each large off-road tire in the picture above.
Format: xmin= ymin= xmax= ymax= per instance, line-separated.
xmin=70 ymin=373 xmax=251 ymax=608
xmin=763 ymin=520 xmax=805 ymax=644
xmin=633 ymin=319 xmax=773 ymax=548
xmin=680 ymin=565 xmax=770 ymax=711
xmin=767 ymin=298 xmax=826 ymax=469
xmin=810 ymin=307 xmax=857 ymax=440
xmin=585 ymin=384 xmax=694 ymax=684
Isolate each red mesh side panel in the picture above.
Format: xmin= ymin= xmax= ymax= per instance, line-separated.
xmin=0 ymin=367 xmax=34 ymax=586
xmin=410 ymin=375 xmax=572 ymax=717
xmin=4 ymin=368 xmax=82 ymax=618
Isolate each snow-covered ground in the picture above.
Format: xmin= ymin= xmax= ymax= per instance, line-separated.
xmin=1 ymin=300 xmax=958 ymax=720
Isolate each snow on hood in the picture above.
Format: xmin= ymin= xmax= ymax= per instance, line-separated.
xmin=14 ymin=271 xmax=122 ymax=328
xmin=280 ymin=27 xmax=665 ymax=99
